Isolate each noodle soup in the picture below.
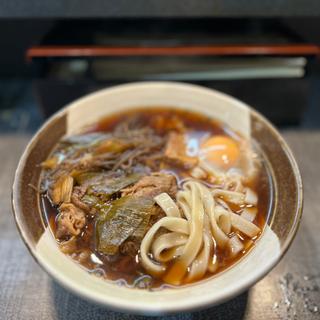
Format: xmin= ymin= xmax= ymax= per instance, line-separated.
xmin=40 ymin=108 xmax=271 ymax=289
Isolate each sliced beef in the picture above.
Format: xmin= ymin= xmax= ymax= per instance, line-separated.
xmin=119 ymin=237 xmax=140 ymax=257
xmin=149 ymin=205 xmax=166 ymax=227
xmin=71 ymin=186 xmax=91 ymax=213
xmin=71 ymin=185 xmax=98 ymax=216
xmin=164 ymin=132 xmax=198 ymax=169
xmin=56 ymin=203 xmax=86 ymax=239
xmin=121 ymin=172 xmax=177 ymax=198
xmin=59 ymin=236 xmax=77 ymax=254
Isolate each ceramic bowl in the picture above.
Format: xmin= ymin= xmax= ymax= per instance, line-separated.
xmin=12 ymin=82 xmax=303 ymax=315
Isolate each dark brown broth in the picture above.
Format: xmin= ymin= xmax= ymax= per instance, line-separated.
xmin=41 ymin=107 xmax=272 ymax=289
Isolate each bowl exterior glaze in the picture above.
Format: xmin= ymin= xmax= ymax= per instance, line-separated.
xmin=12 ymin=82 xmax=303 ymax=315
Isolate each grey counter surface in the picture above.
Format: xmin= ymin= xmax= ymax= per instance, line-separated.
xmin=0 ymin=131 xmax=319 ymax=320
xmin=0 ymin=0 xmax=320 ymax=18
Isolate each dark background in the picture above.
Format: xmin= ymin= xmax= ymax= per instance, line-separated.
xmin=0 ymin=2 xmax=319 ymax=132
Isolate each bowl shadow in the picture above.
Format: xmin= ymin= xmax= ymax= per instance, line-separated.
xmin=51 ymin=279 xmax=248 ymax=320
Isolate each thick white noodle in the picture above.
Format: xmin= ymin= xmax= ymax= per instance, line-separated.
xmin=241 ymin=207 xmax=258 ymax=222
xmin=215 ymin=205 xmax=232 ymax=234
xmin=199 ymin=160 xmax=225 ymax=182
xmin=187 ymin=214 xmax=212 ymax=281
xmin=154 ymin=193 xmax=181 ymax=218
xmin=190 ymin=166 xmax=207 ymax=179
xmin=228 ymin=234 xmax=244 ymax=257
xmin=186 ymin=231 xmax=211 ymax=282
xmin=140 ymin=177 xmax=261 ymax=284
xmin=245 ymin=188 xmax=258 ymax=206
xmin=200 ymin=184 xmax=230 ymax=248
xmin=230 ymin=212 xmax=260 ymax=237
xmin=212 ymin=189 xmax=245 ymax=205
xmin=140 ymin=217 xmax=189 ymax=274
xmin=151 ymin=232 xmax=188 ymax=262
xmin=164 ymin=182 xmax=204 ymax=284
xmin=225 ymin=169 xmax=245 ymax=192
xmin=208 ymin=251 xmax=219 ymax=273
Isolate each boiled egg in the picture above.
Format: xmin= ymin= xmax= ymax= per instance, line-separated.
xmin=200 ymin=135 xmax=240 ymax=169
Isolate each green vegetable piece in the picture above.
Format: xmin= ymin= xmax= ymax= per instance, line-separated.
xmin=73 ymin=172 xmax=103 ymax=186
xmin=96 ymin=196 xmax=154 ymax=255
xmin=62 ymin=132 xmax=110 ymax=146
xmin=88 ymin=173 xmax=142 ymax=201
xmin=132 ymin=214 xmax=151 ymax=239
xmin=81 ymin=194 xmax=100 ymax=207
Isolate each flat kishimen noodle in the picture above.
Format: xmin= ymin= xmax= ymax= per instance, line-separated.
xmin=40 ymin=108 xmax=271 ymax=289
xmin=241 ymin=207 xmax=258 ymax=222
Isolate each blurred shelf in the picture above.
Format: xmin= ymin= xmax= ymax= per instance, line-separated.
xmin=27 ymin=44 xmax=320 ymax=59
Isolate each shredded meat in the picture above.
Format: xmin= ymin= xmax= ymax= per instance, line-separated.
xmin=41 ymin=126 xmax=167 ymax=196
xmin=121 ymin=172 xmax=177 ymax=198
xmin=56 ymin=203 xmax=86 ymax=239
xmin=164 ymin=132 xmax=198 ymax=169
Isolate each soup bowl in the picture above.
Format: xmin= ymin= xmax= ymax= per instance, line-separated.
xmin=12 ymin=82 xmax=303 ymax=315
